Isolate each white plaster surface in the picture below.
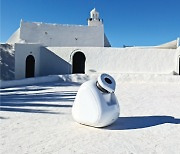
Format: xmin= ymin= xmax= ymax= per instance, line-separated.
xmin=15 ymin=43 xmax=41 ymax=79
xmin=14 ymin=44 xmax=180 ymax=80
xmin=6 ymin=28 xmax=20 ymax=44
xmin=19 ymin=21 xmax=104 ymax=47
xmin=46 ymin=47 xmax=179 ymax=75
xmin=39 ymin=47 xmax=71 ymax=76
xmin=0 ymin=76 xmax=180 ymax=154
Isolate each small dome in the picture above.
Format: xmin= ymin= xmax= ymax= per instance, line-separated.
xmin=91 ymin=8 xmax=97 ymax=13
xmin=90 ymin=8 xmax=99 ymax=19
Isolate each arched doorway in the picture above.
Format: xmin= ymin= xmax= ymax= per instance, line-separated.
xmin=72 ymin=52 xmax=86 ymax=74
xmin=26 ymin=55 xmax=35 ymax=78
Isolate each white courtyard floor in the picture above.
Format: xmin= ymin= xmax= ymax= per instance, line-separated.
xmin=0 ymin=77 xmax=180 ymax=154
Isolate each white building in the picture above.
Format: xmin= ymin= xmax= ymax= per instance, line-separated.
xmin=7 ymin=8 xmax=180 ymax=79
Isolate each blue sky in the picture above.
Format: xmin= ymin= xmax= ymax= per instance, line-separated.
xmin=0 ymin=0 xmax=180 ymax=47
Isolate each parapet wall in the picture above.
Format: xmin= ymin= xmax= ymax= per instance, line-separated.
xmin=46 ymin=47 xmax=179 ymax=75
xmin=14 ymin=44 xmax=179 ymax=80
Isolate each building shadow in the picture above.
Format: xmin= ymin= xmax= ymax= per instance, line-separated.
xmin=0 ymin=44 xmax=15 ymax=80
xmin=0 ymin=91 xmax=77 ymax=103
xmin=0 ymin=87 xmax=48 ymax=93
xmin=40 ymin=47 xmax=71 ymax=76
xmin=0 ymin=107 xmax=60 ymax=114
xmin=0 ymin=86 xmax=77 ymax=114
xmin=0 ymin=116 xmax=9 ymax=120
xmin=105 ymin=116 xmax=180 ymax=130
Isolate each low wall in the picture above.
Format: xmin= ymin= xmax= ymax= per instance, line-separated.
xmin=14 ymin=45 xmax=179 ymax=80
xmin=47 ymin=47 xmax=179 ymax=75
xmin=1 ymin=74 xmax=180 ymax=89
xmin=0 ymin=74 xmax=90 ymax=89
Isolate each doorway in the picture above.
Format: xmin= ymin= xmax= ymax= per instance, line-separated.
xmin=72 ymin=52 xmax=86 ymax=74
xmin=26 ymin=55 xmax=35 ymax=78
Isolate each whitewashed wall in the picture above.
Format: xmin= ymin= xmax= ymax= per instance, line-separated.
xmin=39 ymin=47 xmax=71 ymax=76
xmin=15 ymin=45 xmax=179 ymax=79
xmin=46 ymin=47 xmax=179 ymax=75
xmin=20 ymin=21 xmax=104 ymax=47
xmin=177 ymin=47 xmax=180 ymax=74
xmin=15 ymin=43 xmax=41 ymax=79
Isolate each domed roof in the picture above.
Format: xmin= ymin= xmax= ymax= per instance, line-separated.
xmin=91 ymin=8 xmax=98 ymax=13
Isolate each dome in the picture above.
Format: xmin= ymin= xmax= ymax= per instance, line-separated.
xmin=91 ymin=8 xmax=97 ymax=13
xmin=90 ymin=8 xmax=99 ymax=20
